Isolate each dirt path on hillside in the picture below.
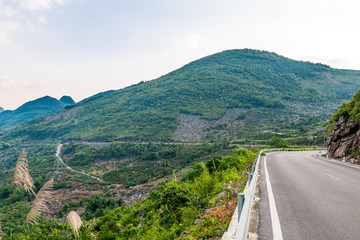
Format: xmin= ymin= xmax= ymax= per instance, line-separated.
xmin=56 ymin=144 xmax=104 ymax=183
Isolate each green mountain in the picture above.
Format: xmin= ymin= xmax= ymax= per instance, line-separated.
xmin=3 ymin=49 xmax=360 ymax=143
xmin=59 ymin=95 xmax=75 ymax=105
xmin=0 ymin=96 xmax=67 ymax=128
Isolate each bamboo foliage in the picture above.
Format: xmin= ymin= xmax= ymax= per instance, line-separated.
xmin=25 ymin=179 xmax=54 ymax=225
xmin=12 ymin=149 xmax=35 ymax=195
xmin=67 ymin=211 xmax=82 ymax=239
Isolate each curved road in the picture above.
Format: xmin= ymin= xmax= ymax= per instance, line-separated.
xmin=56 ymin=144 xmax=104 ymax=183
xmin=258 ymin=151 xmax=360 ymax=240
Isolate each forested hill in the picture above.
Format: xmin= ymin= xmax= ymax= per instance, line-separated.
xmin=3 ymin=49 xmax=360 ymax=142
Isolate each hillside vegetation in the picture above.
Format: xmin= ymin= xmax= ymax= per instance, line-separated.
xmin=61 ymin=141 xmax=230 ymax=186
xmin=1 ymin=147 xmax=256 ymax=239
xmin=3 ymin=49 xmax=360 ymax=142
xmin=0 ymin=140 xmax=236 ymax=238
xmin=329 ymin=90 xmax=360 ymax=130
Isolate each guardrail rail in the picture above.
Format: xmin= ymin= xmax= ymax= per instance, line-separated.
xmin=233 ymin=147 xmax=327 ymax=240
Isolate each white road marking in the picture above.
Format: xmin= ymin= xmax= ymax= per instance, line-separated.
xmin=264 ymin=156 xmax=284 ymax=240
xmin=313 ymin=154 xmax=360 ymax=171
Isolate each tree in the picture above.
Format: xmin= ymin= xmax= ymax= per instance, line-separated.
xmin=268 ymin=136 xmax=290 ymax=148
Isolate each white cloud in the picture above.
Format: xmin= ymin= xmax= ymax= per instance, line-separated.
xmin=174 ymin=33 xmax=201 ymax=50
xmin=0 ymin=75 xmax=42 ymax=109
xmin=0 ymin=75 xmax=38 ymax=89
xmin=38 ymin=16 xmax=47 ymax=24
xmin=26 ymin=21 xmax=36 ymax=31
xmin=0 ymin=0 xmax=68 ymax=47
xmin=19 ymin=0 xmax=66 ymax=11
xmin=0 ymin=21 xmax=19 ymax=46
xmin=0 ymin=75 xmax=16 ymax=87
xmin=0 ymin=5 xmax=18 ymax=17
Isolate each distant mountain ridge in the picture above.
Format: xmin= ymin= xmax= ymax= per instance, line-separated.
xmin=3 ymin=49 xmax=360 ymax=142
xmin=0 ymin=96 xmax=75 ymax=128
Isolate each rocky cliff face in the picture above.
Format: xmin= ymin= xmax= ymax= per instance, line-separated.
xmin=327 ymin=116 xmax=360 ymax=159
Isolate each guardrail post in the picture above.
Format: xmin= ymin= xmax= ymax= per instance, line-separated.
xmin=248 ymin=173 xmax=253 ymax=183
xmin=238 ymin=193 xmax=245 ymax=222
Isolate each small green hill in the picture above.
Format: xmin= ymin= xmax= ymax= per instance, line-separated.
xmin=0 ymin=96 xmax=66 ymax=128
xmin=59 ymin=96 xmax=75 ymax=105
xmin=4 ymin=49 xmax=360 ymax=142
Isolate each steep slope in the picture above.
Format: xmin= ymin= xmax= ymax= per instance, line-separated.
xmin=60 ymin=96 xmax=75 ymax=105
xmin=4 ymin=49 xmax=360 ymax=142
xmin=327 ymin=90 xmax=360 ymax=158
xmin=0 ymin=96 xmax=66 ymax=128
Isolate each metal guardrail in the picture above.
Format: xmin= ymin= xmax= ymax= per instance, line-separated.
xmin=234 ymin=147 xmax=327 ymax=240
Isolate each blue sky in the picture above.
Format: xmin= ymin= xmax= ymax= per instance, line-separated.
xmin=1 ymin=0 xmax=360 ymax=109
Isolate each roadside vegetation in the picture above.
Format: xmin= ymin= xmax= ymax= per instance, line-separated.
xmin=329 ymin=90 xmax=360 ymax=132
xmin=0 ymin=146 xmax=256 ymax=239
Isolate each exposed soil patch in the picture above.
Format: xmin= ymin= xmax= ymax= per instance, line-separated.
xmin=204 ymin=199 xmax=238 ymax=224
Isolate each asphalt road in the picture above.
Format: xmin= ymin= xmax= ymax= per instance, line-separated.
xmin=258 ymin=151 xmax=360 ymax=240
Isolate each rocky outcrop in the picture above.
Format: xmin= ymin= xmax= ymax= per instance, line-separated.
xmin=327 ymin=116 xmax=360 ymax=158
xmin=172 ymin=109 xmax=247 ymax=142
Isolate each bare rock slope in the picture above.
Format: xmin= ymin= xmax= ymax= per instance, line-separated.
xmin=327 ymin=116 xmax=360 ymax=159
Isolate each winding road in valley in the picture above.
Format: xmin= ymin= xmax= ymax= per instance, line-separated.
xmin=56 ymin=144 xmax=104 ymax=183
xmin=258 ymin=151 xmax=360 ymax=240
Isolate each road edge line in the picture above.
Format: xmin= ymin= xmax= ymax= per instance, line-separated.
xmin=264 ymin=156 xmax=284 ymax=240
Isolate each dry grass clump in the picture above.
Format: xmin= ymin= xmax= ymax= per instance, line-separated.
xmin=11 ymin=149 xmax=36 ymax=238
xmin=13 ymin=149 xmax=35 ymax=195
xmin=0 ymin=223 xmax=3 ymax=240
xmin=25 ymin=179 xmax=54 ymax=225
xmin=67 ymin=210 xmax=83 ymax=239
